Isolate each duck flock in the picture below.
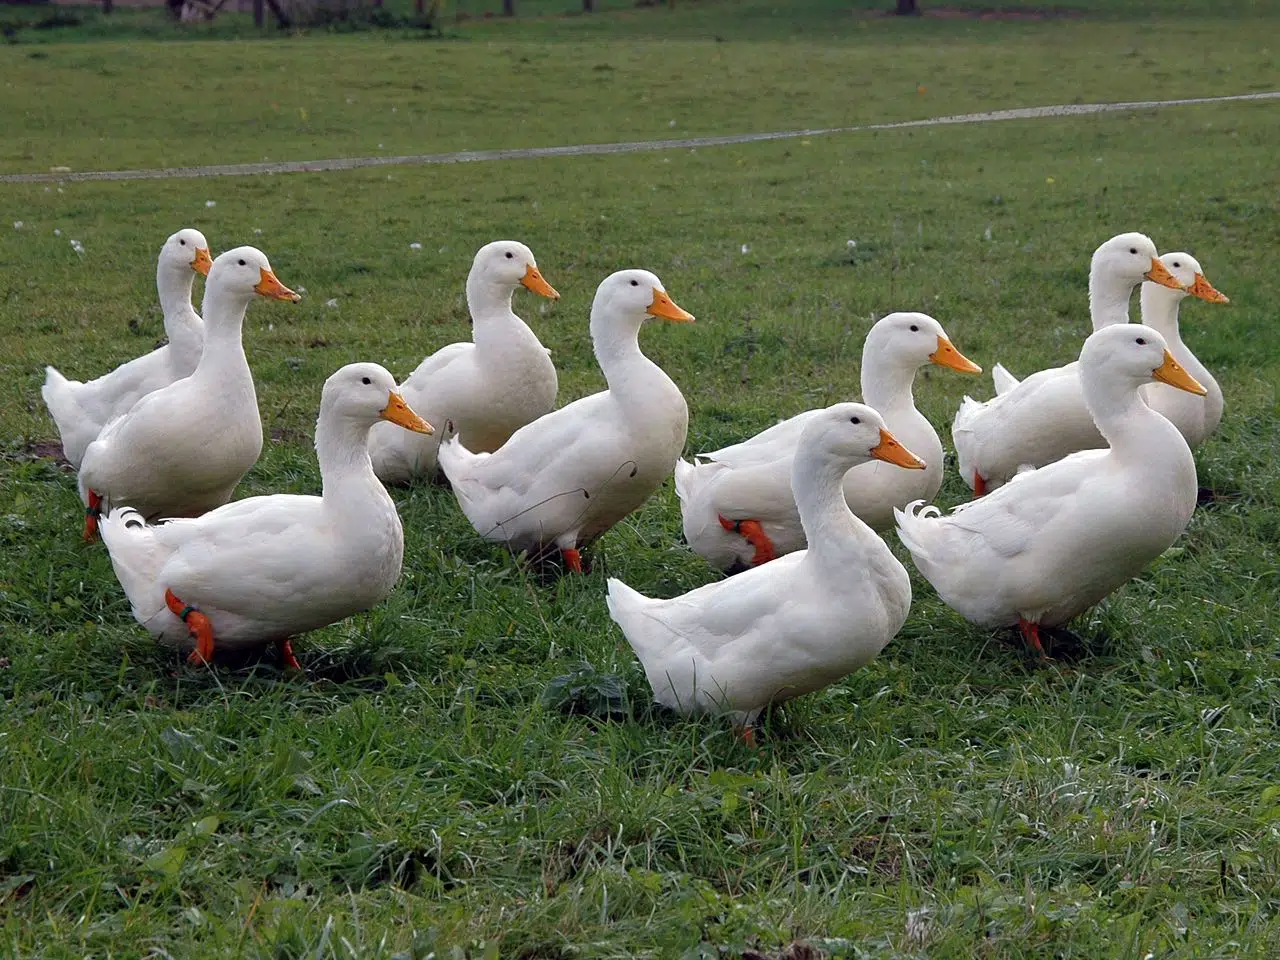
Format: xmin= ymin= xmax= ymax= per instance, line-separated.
xmin=38 ymin=228 xmax=1228 ymax=740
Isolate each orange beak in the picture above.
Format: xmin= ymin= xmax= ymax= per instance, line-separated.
xmin=1187 ymin=272 xmax=1229 ymax=304
xmin=254 ymin=268 xmax=301 ymax=302
xmin=192 ymin=247 xmax=213 ymax=277
xmin=929 ymin=335 xmax=982 ymax=374
xmin=870 ymin=427 xmax=926 ymax=470
xmin=1151 ymin=349 xmax=1207 ymax=396
xmin=380 ymin=391 xmax=433 ymax=434
xmin=519 ymin=264 xmax=560 ymax=300
xmin=1144 ymin=257 xmax=1185 ymax=291
xmin=647 ymin=288 xmax=695 ymax=323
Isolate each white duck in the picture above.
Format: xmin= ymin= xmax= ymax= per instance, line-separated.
xmin=608 ymin=403 xmax=923 ymax=739
xmin=79 ymin=247 xmax=299 ymax=538
xmin=368 ymin=240 xmax=560 ymax=484
xmin=42 ymin=228 xmax=213 ymax=469
xmin=675 ymin=312 xmax=979 ymax=570
xmin=1138 ymin=253 xmax=1229 ymax=449
xmin=992 ymin=252 xmax=1230 ymax=451
xmin=100 ymin=363 xmax=432 ymax=667
xmin=438 ymin=269 xmax=693 ymax=571
xmin=951 ymin=232 xmax=1183 ymax=494
xmin=897 ymin=323 xmax=1205 ymax=658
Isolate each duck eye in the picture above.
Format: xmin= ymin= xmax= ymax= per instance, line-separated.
xmin=850 ymin=416 xmax=860 ymax=425
xmin=238 ymin=258 xmax=246 ymax=266
xmin=1136 ymin=337 xmax=1147 ymax=345
xmin=1129 ymin=247 xmax=1138 ymax=255
xmin=909 ymin=325 xmax=919 ymax=332
xmin=361 ymin=376 xmax=372 ymax=385
xmin=1173 ymin=261 xmax=1181 ymax=267
xmin=505 ymin=252 xmax=513 ymax=259
xmin=629 ymin=279 xmax=639 ymax=287
xmin=179 ymin=239 xmax=186 ymax=246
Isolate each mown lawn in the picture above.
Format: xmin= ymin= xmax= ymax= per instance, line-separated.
xmin=1 ymin=2 xmax=1279 ymax=957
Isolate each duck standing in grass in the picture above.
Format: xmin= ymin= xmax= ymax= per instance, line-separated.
xmin=990 ymin=251 xmax=1230 ymax=451
xmin=42 ymin=228 xmax=213 ymax=469
xmin=368 ymin=240 xmax=561 ymax=484
xmin=1138 ymin=252 xmax=1229 ymax=449
xmin=675 ymin=312 xmax=980 ymax=570
xmin=608 ymin=403 xmax=924 ymax=741
xmin=100 ymin=363 xmax=432 ymax=668
xmin=438 ymin=269 xmax=694 ymax=572
xmin=897 ymin=324 xmax=1206 ymax=659
xmin=78 ymin=247 xmax=299 ymax=539
xmin=952 ymin=232 xmax=1184 ymax=494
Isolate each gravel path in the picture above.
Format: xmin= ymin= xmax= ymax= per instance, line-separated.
xmin=2 ymin=91 xmax=1276 ymax=185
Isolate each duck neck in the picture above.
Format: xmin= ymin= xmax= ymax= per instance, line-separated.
xmin=792 ymin=448 xmax=877 ymax=565
xmin=1082 ymin=369 xmax=1178 ymax=462
xmin=194 ymin=286 xmax=254 ymax=392
xmin=1088 ymin=269 xmax=1137 ymax=331
xmin=860 ymin=350 xmax=918 ymax=417
xmin=315 ymin=414 xmax=395 ymax=518
xmin=467 ymin=275 xmax=529 ymax=357
xmin=1139 ymin=284 xmax=1187 ymax=349
xmin=591 ymin=308 xmax=659 ymax=401
xmin=157 ymin=263 xmax=202 ymax=340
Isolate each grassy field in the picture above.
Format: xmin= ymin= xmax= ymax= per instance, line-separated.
xmin=2 ymin=1 xmax=1280 ymax=956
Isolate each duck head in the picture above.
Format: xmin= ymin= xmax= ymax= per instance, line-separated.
xmin=322 ymin=362 xmax=433 ymax=435
xmin=471 ymin=239 xmax=559 ymax=301
xmin=161 ymin=227 xmax=213 ymax=277
xmin=207 ymin=246 xmax=301 ymax=304
xmin=801 ymin=402 xmax=927 ymax=471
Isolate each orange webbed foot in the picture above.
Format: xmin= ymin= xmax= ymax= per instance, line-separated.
xmin=1018 ymin=618 xmax=1048 ymax=661
xmin=561 ymin=547 xmax=584 ymax=574
xmin=717 ymin=514 xmax=776 ymax=566
xmin=165 ymin=588 xmax=215 ymax=665
xmin=83 ymin=490 xmax=103 ymax=542
xmin=277 ymin=637 xmax=302 ymax=671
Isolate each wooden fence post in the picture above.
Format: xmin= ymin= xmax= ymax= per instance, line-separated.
xmin=503 ymin=0 xmax=514 ymax=15
xmin=253 ymin=0 xmax=264 ymax=26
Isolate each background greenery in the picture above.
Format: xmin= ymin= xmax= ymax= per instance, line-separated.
xmin=1 ymin=1 xmax=1278 ymax=956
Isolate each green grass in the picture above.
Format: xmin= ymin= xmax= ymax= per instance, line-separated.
xmin=2 ymin=2 xmax=1280 ymax=956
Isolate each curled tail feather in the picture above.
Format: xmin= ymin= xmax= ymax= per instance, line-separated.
xmin=893 ymin=499 xmax=943 ymax=565
xmin=99 ymin=507 xmax=171 ymax=631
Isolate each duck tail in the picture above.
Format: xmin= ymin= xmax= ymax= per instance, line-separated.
xmin=99 ymin=507 xmax=171 ymax=630
xmin=893 ymin=499 xmax=944 ymax=565
xmin=606 ymin=577 xmax=660 ymax=661
xmin=992 ymin=362 xmax=1021 ymax=395
xmin=672 ymin=458 xmax=697 ymax=506
xmin=41 ymin=366 xmax=87 ymax=464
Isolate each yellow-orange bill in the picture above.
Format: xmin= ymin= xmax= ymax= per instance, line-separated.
xmin=192 ymin=247 xmax=213 ymax=277
xmin=871 ymin=427 xmax=926 ymax=470
xmin=1151 ymin=349 xmax=1206 ymax=396
xmin=1145 ymin=257 xmax=1185 ymax=291
xmin=647 ymin=288 xmax=695 ymax=323
xmin=520 ymin=264 xmax=560 ymax=300
xmin=254 ymin=268 xmax=302 ymax=302
xmin=1188 ymin=272 xmax=1229 ymax=304
xmin=929 ymin=336 xmax=982 ymax=374
xmin=380 ymin=391 xmax=434 ymax=434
